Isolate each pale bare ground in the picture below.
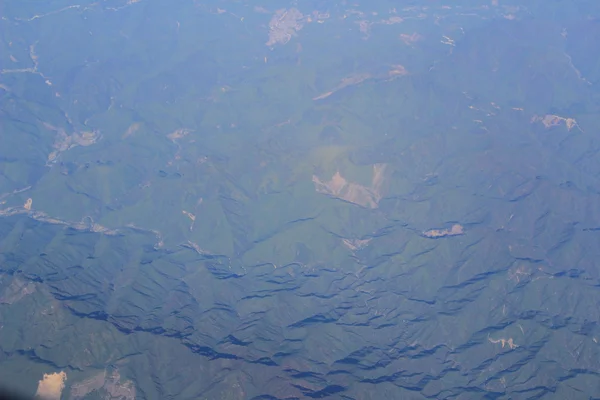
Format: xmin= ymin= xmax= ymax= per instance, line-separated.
xmin=313 ymin=66 xmax=408 ymax=100
xmin=311 ymin=10 xmax=331 ymax=21
xmin=44 ymin=122 xmax=101 ymax=164
xmin=342 ymin=238 xmax=372 ymax=251
xmin=0 ymin=198 xmax=166 ymax=248
xmin=313 ymin=72 xmax=372 ymax=100
xmin=0 ymin=278 xmax=36 ymax=305
xmin=356 ymin=20 xmax=371 ymax=37
xmin=184 ymin=240 xmax=213 ymax=256
xmin=167 ymin=128 xmax=192 ymax=141
xmin=182 ymin=210 xmax=196 ymax=231
xmin=70 ymin=369 xmax=135 ymax=400
xmin=399 ymin=32 xmax=423 ymax=46
xmin=122 ymin=122 xmax=141 ymax=139
xmin=103 ymin=370 xmax=136 ymax=400
xmin=0 ymin=202 xmax=120 ymax=236
xmin=266 ymin=8 xmax=306 ymax=47
xmin=70 ymin=371 xmax=105 ymax=399
xmin=531 ymin=114 xmax=582 ymax=132
xmin=387 ymin=64 xmax=409 ymax=77
xmin=254 ymin=6 xmax=270 ymax=14
xmin=380 ymin=16 xmax=404 ymax=25
xmin=422 ymin=224 xmax=464 ymax=238
xmin=312 ymin=164 xmax=387 ymax=209
xmin=35 ymin=371 xmax=67 ymax=400
xmin=166 ymin=128 xmax=195 ymax=163
xmin=488 ymin=335 xmax=518 ymax=350
xmin=255 ymin=1 xmax=524 ymax=49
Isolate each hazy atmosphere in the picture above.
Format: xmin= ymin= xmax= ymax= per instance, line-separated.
xmin=1 ymin=0 xmax=600 ymax=398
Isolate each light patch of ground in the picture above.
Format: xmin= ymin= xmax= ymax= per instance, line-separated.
xmin=182 ymin=210 xmax=196 ymax=231
xmin=356 ymin=20 xmax=371 ymax=36
xmin=0 ymin=202 xmax=119 ymax=236
xmin=422 ymin=224 xmax=464 ymax=238
xmin=488 ymin=336 xmax=518 ymax=350
xmin=266 ymin=8 xmax=306 ymax=46
xmin=44 ymin=122 xmax=101 ymax=164
xmin=167 ymin=128 xmax=191 ymax=141
xmin=441 ymin=35 xmax=455 ymax=46
xmin=122 ymin=122 xmax=141 ymax=139
xmin=182 ymin=210 xmax=196 ymax=221
xmin=507 ymin=264 xmax=531 ymax=283
xmin=184 ymin=240 xmax=212 ymax=256
xmin=70 ymin=369 xmax=135 ymax=400
xmin=313 ymin=164 xmax=387 ymax=209
xmin=342 ymin=238 xmax=372 ymax=251
xmin=70 ymin=371 xmax=105 ymax=399
xmin=531 ymin=114 xmax=582 ymax=132
xmin=314 ymin=67 xmax=407 ymax=100
xmin=35 ymin=371 xmax=67 ymax=400
xmin=167 ymin=129 xmax=193 ymax=162
xmin=313 ymin=72 xmax=372 ymax=100
xmin=380 ymin=16 xmax=403 ymax=25
xmin=23 ymin=198 xmax=32 ymax=210
xmin=399 ymin=32 xmax=423 ymax=45
xmin=254 ymin=6 xmax=270 ymax=14
xmin=0 ymin=278 xmax=36 ymax=304
xmin=126 ymin=224 xmax=164 ymax=248
xmin=387 ymin=64 xmax=409 ymax=78
xmin=0 ymin=186 xmax=31 ymax=202
xmin=1 ymin=44 xmax=54 ymax=90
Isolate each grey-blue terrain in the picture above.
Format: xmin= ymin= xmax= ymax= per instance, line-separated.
xmin=1 ymin=0 xmax=600 ymax=398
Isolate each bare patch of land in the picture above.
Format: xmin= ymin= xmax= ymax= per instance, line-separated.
xmin=313 ymin=164 xmax=387 ymax=209
xmin=44 ymin=122 xmax=101 ymax=164
xmin=531 ymin=114 xmax=582 ymax=132
xmin=266 ymin=8 xmax=306 ymax=46
xmin=422 ymin=224 xmax=464 ymax=238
